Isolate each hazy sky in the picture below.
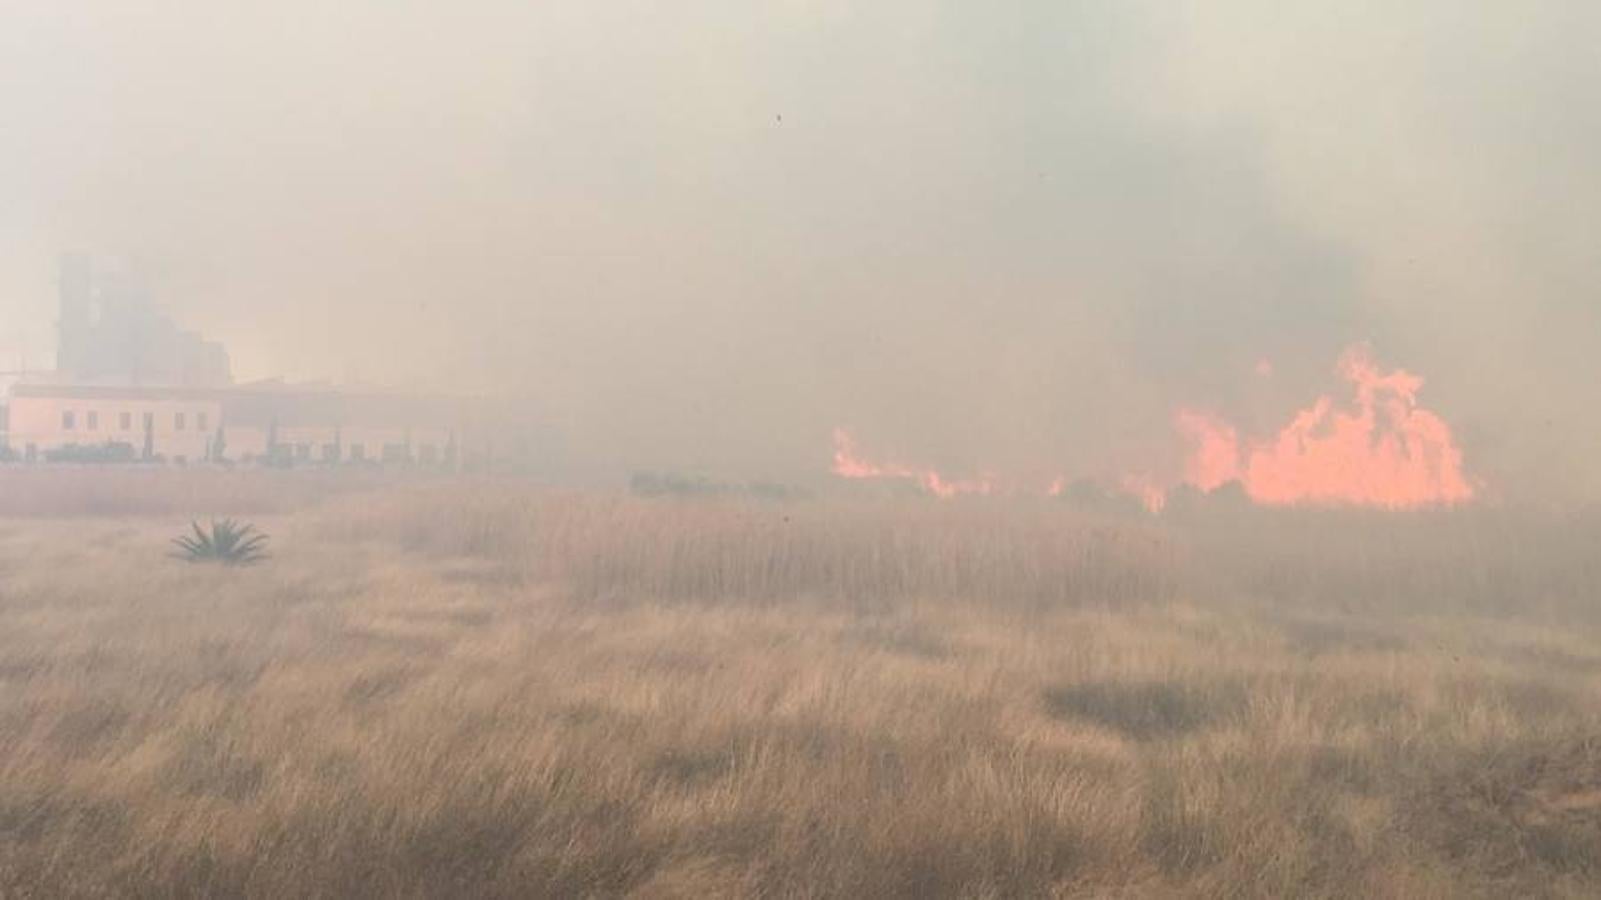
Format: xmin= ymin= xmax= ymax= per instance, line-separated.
xmin=3 ymin=2 xmax=1598 ymax=493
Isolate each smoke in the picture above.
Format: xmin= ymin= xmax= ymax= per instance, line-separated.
xmin=2 ymin=2 xmax=1598 ymax=497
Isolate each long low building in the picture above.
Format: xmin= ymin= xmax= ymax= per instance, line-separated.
xmin=1 ymin=255 xmax=540 ymax=469
xmin=2 ymin=381 xmax=490 ymax=466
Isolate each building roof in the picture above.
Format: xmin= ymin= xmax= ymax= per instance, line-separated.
xmin=8 ymin=382 xmax=480 ymax=428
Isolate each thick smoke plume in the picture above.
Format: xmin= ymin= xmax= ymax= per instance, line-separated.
xmin=2 ymin=3 xmax=1597 ymax=498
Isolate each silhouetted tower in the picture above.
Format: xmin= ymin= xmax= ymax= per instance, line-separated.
xmin=57 ymin=253 xmax=94 ymax=375
xmin=50 ymin=253 xmax=232 ymax=386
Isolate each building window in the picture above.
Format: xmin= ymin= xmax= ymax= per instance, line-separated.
xmin=349 ymin=443 xmax=365 ymax=462
xmin=321 ymin=443 xmax=339 ymax=462
xmin=143 ymin=412 xmax=154 ymax=431
xmin=175 ymin=412 xmax=186 ymax=431
xmin=62 ymin=410 xmax=75 ymax=430
xmin=120 ymin=412 xmax=132 ymax=430
xmin=87 ymin=411 xmax=98 ymax=430
xmin=198 ymin=412 xmax=209 ymax=432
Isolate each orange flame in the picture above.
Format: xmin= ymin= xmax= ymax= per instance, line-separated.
xmin=1174 ymin=410 xmax=1242 ymax=492
xmin=831 ymin=428 xmax=995 ymax=498
xmin=1176 ymin=345 xmax=1474 ymax=508
xmin=831 ymin=431 xmax=1156 ymax=508
xmin=831 ymin=346 xmax=1472 ymax=511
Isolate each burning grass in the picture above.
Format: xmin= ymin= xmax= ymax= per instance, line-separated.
xmin=0 ymin=474 xmax=1598 ymax=896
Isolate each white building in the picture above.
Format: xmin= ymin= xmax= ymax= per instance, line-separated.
xmin=2 ymin=382 xmax=483 ymax=467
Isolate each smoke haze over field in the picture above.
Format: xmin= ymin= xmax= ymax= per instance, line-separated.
xmin=3 ymin=2 xmax=1599 ymax=495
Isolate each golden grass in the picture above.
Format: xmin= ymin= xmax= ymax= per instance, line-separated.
xmin=0 ymin=472 xmax=1598 ymax=897
xmin=0 ymin=467 xmax=404 ymax=518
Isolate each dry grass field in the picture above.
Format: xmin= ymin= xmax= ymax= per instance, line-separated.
xmin=1 ymin=471 xmax=1599 ymax=897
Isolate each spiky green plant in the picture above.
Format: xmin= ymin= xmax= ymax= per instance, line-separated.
xmin=171 ymin=519 xmax=269 ymax=565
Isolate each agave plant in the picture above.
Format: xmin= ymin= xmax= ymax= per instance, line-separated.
xmin=172 ymin=519 xmax=269 ymax=565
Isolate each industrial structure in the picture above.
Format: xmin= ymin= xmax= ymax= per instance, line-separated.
xmin=0 ymin=255 xmax=507 ymax=467
xmin=55 ymin=253 xmax=232 ymax=387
